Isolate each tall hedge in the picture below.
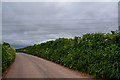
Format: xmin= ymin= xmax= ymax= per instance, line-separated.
xmin=16 ymin=31 xmax=120 ymax=80
xmin=2 ymin=42 xmax=16 ymax=73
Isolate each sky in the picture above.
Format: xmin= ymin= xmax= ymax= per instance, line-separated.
xmin=2 ymin=0 xmax=119 ymax=2
xmin=2 ymin=2 xmax=118 ymax=48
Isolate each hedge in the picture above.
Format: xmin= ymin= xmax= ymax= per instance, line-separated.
xmin=16 ymin=31 xmax=120 ymax=80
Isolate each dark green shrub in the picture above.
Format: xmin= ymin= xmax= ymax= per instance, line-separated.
xmin=2 ymin=42 xmax=16 ymax=73
xmin=16 ymin=31 xmax=120 ymax=80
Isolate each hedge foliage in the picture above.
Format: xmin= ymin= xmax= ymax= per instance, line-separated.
xmin=2 ymin=42 xmax=16 ymax=73
xmin=16 ymin=31 xmax=120 ymax=80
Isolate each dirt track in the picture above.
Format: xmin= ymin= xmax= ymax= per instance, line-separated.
xmin=4 ymin=53 xmax=93 ymax=78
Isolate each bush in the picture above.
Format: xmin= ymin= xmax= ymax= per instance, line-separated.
xmin=2 ymin=42 xmax=16 ymax=73
xmin=16 ymin=31 xmax=120 ymax=80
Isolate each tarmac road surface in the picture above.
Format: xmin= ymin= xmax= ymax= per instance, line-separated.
xmin=4 ymin=53 xmax=93 ymax=78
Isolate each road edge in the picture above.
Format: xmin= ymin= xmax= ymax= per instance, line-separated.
xmin=2 ymin=55 xmax=16 ymax=79
xmin=18 ymin=52 xmax=95 ymax=79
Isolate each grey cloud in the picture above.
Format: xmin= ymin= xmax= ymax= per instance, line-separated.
xmin=2 ymin=2 xmax=118 ymax=48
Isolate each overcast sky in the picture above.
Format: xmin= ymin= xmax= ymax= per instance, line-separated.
xmin=2 ymin=0 xmax=119 ymax=2
xmin=2 ymin=2 xmax=118 ymax=48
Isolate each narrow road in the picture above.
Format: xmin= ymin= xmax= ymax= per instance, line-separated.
xmin=4 ymin=53 xmax=93 ymax=78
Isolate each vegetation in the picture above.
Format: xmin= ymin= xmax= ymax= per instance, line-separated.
xmin=16 ymin=31 xmax=120 ymax=80
xmin=2 ymin=42 xmax=16 ymax=73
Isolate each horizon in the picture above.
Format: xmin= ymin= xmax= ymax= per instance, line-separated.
xmin=3 ymin=31 xmax=118 ymax=49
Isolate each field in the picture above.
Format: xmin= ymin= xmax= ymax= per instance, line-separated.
xmin=16 ymin=31 xmax=120 ymax=80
